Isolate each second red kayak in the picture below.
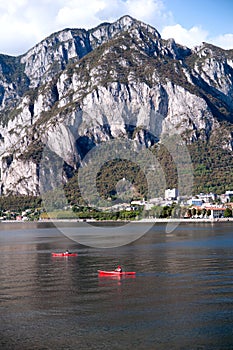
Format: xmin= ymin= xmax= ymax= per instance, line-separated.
xmin=98 ymin=270 xmax=136 ymax=276
xmin=52 ymin=253 xmax=78 ymax=257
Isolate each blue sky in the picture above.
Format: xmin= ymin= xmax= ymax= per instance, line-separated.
xmin=163 ymin=0 xmax=233 ymax=36
xmin=164 ymin=0 xmax=233 ymax=37
xmin=161 ymin=0 xmax=233 ymax=48
xmin=0 ymin=0 xmax=232 ymax=56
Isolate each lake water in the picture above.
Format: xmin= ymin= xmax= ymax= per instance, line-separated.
xmin=0 ymin=221 xmax=233 ymax=349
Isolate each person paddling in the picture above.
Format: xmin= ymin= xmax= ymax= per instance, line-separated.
xmin=115 ymin=265 xmax=122 ymax=272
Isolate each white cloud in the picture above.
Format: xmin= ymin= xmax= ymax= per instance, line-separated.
xmin=0 ymin=0 xmax=232 ymax=56
xmin=161 ymin=24 xmax=233 ymax=50
xmin=0 ymin=0 xmax=62 ymax=55
xmin=55 ymin=0 xmax=172 ymax=30
xmin=210 ymin=34 xmax=233 ymax=50
xmin=0 ymin=0 xmax=28 ymax=15
xmin=0 ymin=0 xmax=171 ymax=56
xmin=55 ymin=0 xmax=106 ymax=28
xmin=161 ymin=24 xmax=209 ymax=49
xmin=126 ymin=0 xmax=172 ymax=27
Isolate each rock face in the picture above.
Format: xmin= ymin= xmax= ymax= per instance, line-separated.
xmin=0 ymin=15 xmax=232 ymax=195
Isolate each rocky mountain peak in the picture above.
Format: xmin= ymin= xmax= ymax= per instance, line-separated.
xmin=0 ymin=17 xmax=232 ymax=196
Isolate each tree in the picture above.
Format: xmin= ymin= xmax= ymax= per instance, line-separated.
xmin=202 ymin=208 xmax=207 ymax=217
xmin=191 ymin=208 xmax=196 ymax=217
xmin=160 ymin=206 xmax=172 ymax=218
xmin=224 ymin=208 xmax=232 ymax=218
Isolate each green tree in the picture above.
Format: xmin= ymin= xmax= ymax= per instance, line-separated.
xmin=160 ymin=206 xmax=172 ymax=218
xmin=202 ymin=208 xmax=207 ymax=217
xmin=224 ymin=208 xmax=232 ymax=218
xmin=191 ymin=208 xmax=196 ymax=217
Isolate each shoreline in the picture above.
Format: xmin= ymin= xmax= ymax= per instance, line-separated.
xmin=1 ymin=217 xmax=233 ymax=224
xmin=133 ymin=217 xmax=233 ymax=223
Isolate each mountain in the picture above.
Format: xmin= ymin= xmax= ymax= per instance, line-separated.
xmin=0 ymin=15 xmax=232 ymax=200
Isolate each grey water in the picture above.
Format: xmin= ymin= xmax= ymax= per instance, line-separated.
xmin=0 ymin=221 xmax=233 ymax=349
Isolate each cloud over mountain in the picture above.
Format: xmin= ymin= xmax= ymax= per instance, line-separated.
xmin=0 ymin=0 xmax=232 ymax=56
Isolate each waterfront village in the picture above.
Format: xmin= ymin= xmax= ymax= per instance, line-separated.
xmin=0 ymin=188 xmax=233 ymax=222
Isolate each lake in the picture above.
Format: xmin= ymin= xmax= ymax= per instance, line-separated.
xmin=0 ymin=221 xmax=233 ymax=349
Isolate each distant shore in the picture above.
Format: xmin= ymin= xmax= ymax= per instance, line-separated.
xmin=134 ymin=217 xmax=233 ymax=223
xmin=1 ymin=217 xmax=233 ymax=224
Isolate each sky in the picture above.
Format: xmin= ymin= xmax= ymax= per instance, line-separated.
xmin=0 ymin=0 xmax=232 ymax=56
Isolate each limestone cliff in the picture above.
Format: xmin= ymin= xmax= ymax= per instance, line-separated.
xmin=0 ymin=15 xmax=232 ymax=195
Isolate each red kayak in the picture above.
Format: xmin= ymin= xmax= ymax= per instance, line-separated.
xmin=52 ymin=253 xmax=78 ymax=257
xmin=98 ymin=270 xmax=136 ymax=276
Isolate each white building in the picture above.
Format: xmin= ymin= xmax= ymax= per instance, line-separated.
xmin=225 ymin=191 xmax=233 ymax=203
xmin=198 ymin=193 xmax=216 ymax=202
xmin=225 ymin=191 xmax=233 ymax=195
xmin=220 ymin=191 xmax=233 ymax=203
xmin=205 ymin=207 xmax=226 ymax=219
xmin=164 ymin=188 xmax=178 ymax=200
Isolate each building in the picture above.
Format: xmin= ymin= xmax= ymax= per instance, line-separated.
xmin=164 ymin=188 xmax=178 ymax=200
xmin=220 ymin=191 xmax=233 ymax=203
xmin=187 ymin=198 xmax=203 ymax=207
xmin=225 ymin=191 xmax=233 ymax=203
xmin=205 ymin=207 xmax=226 ymax=219
xmin=197 ymin=192 xmax=216 ymax=202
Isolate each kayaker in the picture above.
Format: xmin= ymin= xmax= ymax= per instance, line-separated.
xmin=65 ymin=249 xmax=70 ymax=254
xmin=115 ymin=265 xmax=122 ymax=272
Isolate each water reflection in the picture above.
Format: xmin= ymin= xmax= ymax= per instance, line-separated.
xmin=0 ymin=222 xmax=233 ymax=349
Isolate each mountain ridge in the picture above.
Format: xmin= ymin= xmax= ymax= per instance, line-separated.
xmin=0 ymin=15 xmax=232 ymax=197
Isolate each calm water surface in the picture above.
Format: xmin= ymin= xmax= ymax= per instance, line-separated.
xmin=0 ymin=222 xmax=233 ymax=349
